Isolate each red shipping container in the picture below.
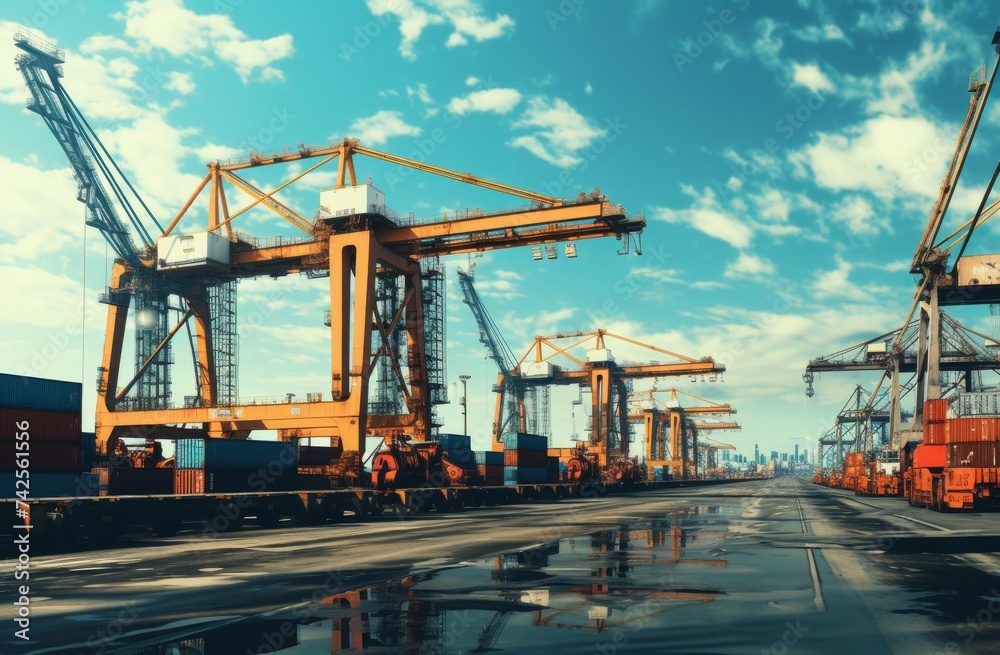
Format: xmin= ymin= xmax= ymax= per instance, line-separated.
xmin=925 ymin=422 xmax=945 ymax=445
xmin=503 ymin=450 xmax=548 ymax=467
xmin=924 ymin=399 xmax=949 ymax=423
xmin=0 ymin=440 xmax=81 ymax=471
xmin=912 ymin=444 xmax=947 ymax=469
xmin=947 ymin=442 xmax=1000 ymax=467
xmin=945 ymin=418 xmax=1000 ymax=443
xmin=477 ymin=464 xmax=503 ymax=485
xmin=0 ymin=408 xmax=81 ymax=442
xmin=174 ymin=468 xmax=204 ymax=494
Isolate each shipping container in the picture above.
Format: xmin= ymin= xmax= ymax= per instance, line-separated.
xmin=924 ymin=398 xmax=950 ymax=423
xmin=175 ymin=439 xmax=297 ymax=470
xmin=297 ymin=445 xmax=344 ymax=466
xmin=0 ymin=373 xmax=82 ymax=413
xmin=503 ymin=465 xmax=547 ymax=485
xmin=477 ymin=464 xmax=504 ymax=485
xmin=437 ymin=434 xmax=471 ymax=452
xmin=949 ymin=391 xmax=1000 ymax=417
xmin=81 ymin=431 xmax=96 ymax=470
xmin=912 ymin=444 xmax=947 ymax=469
xmin=947 ymin=441 xmax=1000 ymax=468
xmin=0 ymin=471 xmax=98 ymax=498
xmin=503 ymin=433 xmax=548 ymax=451
xmin=0 ymin=440 xmax=81 ymax=471
xmin=503 ymin=450 xmax=548 ymax=467
xmin=474 ymin=451 xmax=504 ymax=466
xmin=95 ymin=467 xmax=176 ymax=496
xmin=944 ymin=417 xmax=1000 ymax=443
xmin=174 ymin=467 xmax=295 ymax=494
xmin=0 ymin=407 xmax=82 ymax=442
xmin=925 ymin=422 xmax=946 ymax=445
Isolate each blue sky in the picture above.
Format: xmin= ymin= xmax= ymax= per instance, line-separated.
xmin=2 ymin=0 xmax=1000 ymax=464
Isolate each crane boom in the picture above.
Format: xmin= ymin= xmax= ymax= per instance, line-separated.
xmin=14 ymin=32 xmax=160 ymax=268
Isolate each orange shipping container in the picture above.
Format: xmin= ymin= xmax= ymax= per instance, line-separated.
xmin=912 ymin=444 xmax=947 ymax=469
xmin=945 ymin=417 xmax=1000 ymax=443
xmin=925 ymin=422 xmax=946 ymax=445
xmin=924 ymin=398 xmax=950 ymax=423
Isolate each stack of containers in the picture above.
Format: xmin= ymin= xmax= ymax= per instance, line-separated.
xmin=475 ymin=451 xmax=504 ymax=485
xmin=924 ymin=398 xmax=949 ymax=445
xmin=503 ymin=433 xmax=548 ymax=485
xmin=945 ymin=393 xmax=1000 ymax=467
xmin=174 ymin=439 xmax=297 ymax=494
xmin=437 ymin=434 xmax=476 ymax=470
xmin=0 ymin=373 xmax=97 ymax=497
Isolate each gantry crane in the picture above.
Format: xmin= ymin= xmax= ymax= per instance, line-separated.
xmin=456 ymin=268 xmax=549 ymax=438
xmin=804 ymin=312 xmax=1000 ymax=448
xmin=697 ymin=436 xmax=736 ymax=474
xmin=500 ymin=332 xmax=724 ymax=475
xmin=16 ymin=33 xmax=645 ymax=471
xmin=628 ymin=388 xmax=736 ymax=480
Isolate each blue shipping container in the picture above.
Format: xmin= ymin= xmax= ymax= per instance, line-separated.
xmin=175 ymin=439 xmax=297 ymax=470
xmin=503 ymin=433 xmax=548 ymax=451
xmin=0 ymin=373 xmax=82 ymax=414
xmin=475 ymin=451 xmax=504 ymax=466
xmin=503 ymin=465 xmax=548 ymax=486
xmin=81 ymin=431 xmax=96 ymax=470
xmin=437 ymin=434 xmax=471 ymax=452
xmin=0 ymin=472 xmax=98 ymax=498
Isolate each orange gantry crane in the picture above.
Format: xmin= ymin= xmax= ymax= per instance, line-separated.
xmin=95 ymin=144 xmax=644 ymax=465
xmin=629 ymin=388 xmax=737 ymax=480
xmin=14 ymin=31 xmax=645 ymax=472
xmin=497 ymin=332 xmax=724 ymax=476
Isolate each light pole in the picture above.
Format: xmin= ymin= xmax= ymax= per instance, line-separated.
xmin=459 ymin=375 xmax=471 ymax=436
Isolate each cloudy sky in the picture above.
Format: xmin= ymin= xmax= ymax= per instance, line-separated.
xmin=2 ymin=0 xmax=1000 ymax=462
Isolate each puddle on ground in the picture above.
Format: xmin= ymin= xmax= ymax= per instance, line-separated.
xmin=100 ymin=504 xmax=749 ymax=654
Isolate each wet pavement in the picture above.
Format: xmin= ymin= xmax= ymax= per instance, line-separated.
xmin=8 ymin=478 xmax=1000 ymax=653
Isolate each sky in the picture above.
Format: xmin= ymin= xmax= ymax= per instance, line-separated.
xmin=2 ymin=0 xmax=1000 ymax=465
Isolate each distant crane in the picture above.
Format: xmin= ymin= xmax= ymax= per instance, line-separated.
xmin=456 ymin=268 xmax=550 ymax=439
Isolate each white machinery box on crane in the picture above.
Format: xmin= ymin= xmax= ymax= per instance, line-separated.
xmin=320 ymin=182 xmax=385 ymax=217
xmin=156 ymin=232 xmax=231 ymax=270
xmin=956 ymin=255 xmax=1000 ymax=286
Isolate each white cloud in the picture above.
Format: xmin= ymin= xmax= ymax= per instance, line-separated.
xmin=862 ymin=41 xmax=947 ymax=116
xmin=811 ymin=259 xmax=890 ymax=301
xmin=348 ymin=110 xmax=421 ymax=145
xmin=503 ymin=307 xmax=576 ymax=340
xmin=724 ymin=253 xmax=776 ymax=279
xmin=792 ymin=23 xmax=847 ymax=42
xmin=0 ymin=156 xmax=81 ymax=265
xmin=584 ymin=82 xmax=593 ymax=95
xmin=830 ymin=195 xmax=889 ymax=238
xmin=447 ymin=88 xmax=522 ymax=115
xmin=465 ymin=76 xmax=480 ymax=87
xmin=789 ymin=115 xmax=951 ymax=204
xmin=509 ymin=97 xmax=606 ymax=168
xmin=116 ymin=0 xmax=294 ymax=83
xmin=367 ymin=0 xmax=513 ymax=60
xmin=494 ymin=269 xmax=523 ymax=281
xmin=164 ymin=71 xmax=195 ymax=95
xmin=653 ymin=187 xmax=753 ymax=249
xmin=407 ymin=82 xmax=433 ymax=105
xmin=791 ymin=62 xmax=834 ymax=93
xmin=79 ymin=34 xmax=132 ymax=54
xmin=752 ymin=18 xmax=783 ymax=68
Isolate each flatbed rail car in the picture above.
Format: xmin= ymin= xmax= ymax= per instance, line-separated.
xmin=2 ymin=477 xmax=761 ymax=546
